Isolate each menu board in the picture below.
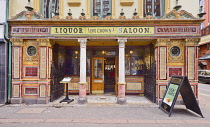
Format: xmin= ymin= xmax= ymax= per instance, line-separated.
xmin=159 ymin=76 xmax=204 ymax=118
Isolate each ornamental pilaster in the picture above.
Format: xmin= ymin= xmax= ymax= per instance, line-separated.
xmin=37 ymin=38 xmax=54 ymax=47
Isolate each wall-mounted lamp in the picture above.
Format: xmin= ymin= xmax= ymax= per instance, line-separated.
xmin=120 ymin=9 xmax=124 ymax=16
xmin=81 ymin=9 xmax=85 ymax=16
xmin=68 ymin=9 xmax=72 ymax=16
xmin=25 ymin=0 xmax=33 ymax=11
xmin=133 ymin=8 xmax=138 ymax=16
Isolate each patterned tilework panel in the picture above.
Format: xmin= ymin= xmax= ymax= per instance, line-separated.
xmin=160 ymin=47 xmax=166 ymax=79
xmin=13 ymin=47 xmax=20 ymax=78
xmin=40 ymin=85 xmax=46 ymax=97
xmin=68 ymin=77 xmax=90 ymax=90
xmin=24 ymin=87 xmax=38 ymax=95
xmin=40 ymin=48 xmax=47 ymax=78
xmin=126 ymin=83 xmax=142 ymax=90
xmin=25 ymin=67 xmax=38 ymax=77
xmin=169 ymin=67 xmax=182 ymax=77
xmin=188 ymin=47 xmax=195 ymax=79
xmin=13 ymin=85 xmax=20 ymax=97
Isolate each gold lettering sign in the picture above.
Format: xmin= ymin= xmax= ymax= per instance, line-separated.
xmin=51 ymin=27 xmax=154 ymax=36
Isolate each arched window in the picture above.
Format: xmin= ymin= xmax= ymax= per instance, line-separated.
xmin=143 ymin=0 xmax=165 ymax=18
xmin=93 ymin=0 xmax=112 ymax=18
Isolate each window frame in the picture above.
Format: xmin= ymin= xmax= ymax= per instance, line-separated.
xmin=143 ymin=0 xmax=165 ymax=18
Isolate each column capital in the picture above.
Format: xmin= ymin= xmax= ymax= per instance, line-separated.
xmin=118 ymin=38 xmax=127 ymax=48
xmin=153 ymin=38 xmax=170 ymax=48
xmin=78 ymin=38 xmax=87 ymax=47
xmin=37 ymin=38 xmax=54 ymax=47
xmin=185 ymin=38 xmax=200 ymax=46
xmin=10 ymin=38 xmax=23 ymax=46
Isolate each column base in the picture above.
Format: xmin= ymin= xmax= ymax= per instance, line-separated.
xmin=117 ymin=97 xmax=126 ymax=105
xmin=78 ymin=97 xmax=87 ymax=104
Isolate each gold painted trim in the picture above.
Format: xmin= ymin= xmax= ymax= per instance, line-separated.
xmin=167 ymin=63 xmax=184 ymax=66
xmin=11 ymin=39 xmax=23 ymax=46
xmin=120 ymin=0 xmax=134 ymax=6
xmin=79 ymin=82 xmax=88 ymax=85
xmin=118 ymin=83 xmax=126 ymax=85
xmin=92 ymin=90 xmax=104 ymax=94
xmin=68 ymin=0 xmax=81 ymax=6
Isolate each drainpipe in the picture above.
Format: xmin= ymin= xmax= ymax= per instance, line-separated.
xmin=5 ymin=0 xmax=12 ymax=103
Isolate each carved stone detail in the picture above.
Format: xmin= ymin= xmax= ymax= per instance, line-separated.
xmin=79 ymin=16 xmax=86 ymax=20
xmin=78 ymin=39 xmax=87 ymax=48
xmin=11 ymin=39 xmax=23 ymax=46
xmin=118 ymin=39 xmax=127 ymax=48
xmin=65 ymin=16 xmax=73 ymax=20
xmin=118 ymin=15 xmax=127 ymax=20
xmin=185 ymin=38 xmax=200 ymax=46
xmin=132 ymin=15 xmax=140 ymax=20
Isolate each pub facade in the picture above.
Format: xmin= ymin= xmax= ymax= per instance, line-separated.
xmin=8 ymin=0 xmax=203 ymax=104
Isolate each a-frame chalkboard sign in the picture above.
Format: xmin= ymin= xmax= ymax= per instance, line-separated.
xmin=159 ymin=76 xmax=204 ymax=118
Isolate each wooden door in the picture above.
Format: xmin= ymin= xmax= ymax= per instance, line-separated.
xmin=92 ymin=57 xmax=104 ymax=94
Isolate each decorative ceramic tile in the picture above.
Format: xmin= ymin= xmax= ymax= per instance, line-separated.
xmin=188 ymin=47 xmax=195 ymax=79
xmin=169 ymin=67 xmax=182 ymax=77
xmin=24 ymin=87 xmax=38 ymax=95
xmin=25 ymin=67 xmax=38 ymax=77
xmin=13 ymin=47 xmax=20 ymax=78
xmin=160 ymin=47 xmax=166 ymax=79
xmin=40 ymin=85 xmax=46 ymax=97
xmin=159 ymin=85 xmax=166 ymax=99
xmin=13 ymin=85 xmax=20 ymax=97
xmin=40 ymin=48 xmax=47 ymax=78
xmin=126 ymin=82 xmax=142 ymax=90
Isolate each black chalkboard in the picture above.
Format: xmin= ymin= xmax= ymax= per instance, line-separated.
xmin=159 ymin=76 xmax=204 ymax=118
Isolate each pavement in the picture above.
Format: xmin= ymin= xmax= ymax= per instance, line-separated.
xmin=0 ymin=95 xmax=210 ymax=127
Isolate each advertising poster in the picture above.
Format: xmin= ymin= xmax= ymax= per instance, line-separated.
xmin=163 ymin=83 xmax=179 ymax=106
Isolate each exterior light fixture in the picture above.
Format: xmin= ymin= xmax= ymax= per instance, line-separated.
xmin=68 ymin=9 xmax=72 ymax=16
xmin=133 ymin=8 xmax=138 ymax=16
xmin=75 ymin=51 xmax=78 ymax=54
xmin=120 ymin=9 xmax=124 ymax=16
xmin=198 ymin=6 xmax=206 ymax=18
xmin=81 ymin=9 xmax=85 ymax=16
xmin=25 ymin=0 xmax=33 ymax=11
xmin=173 ymin=0 xmax=182 ymax=11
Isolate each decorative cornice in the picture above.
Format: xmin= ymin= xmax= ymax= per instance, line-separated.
xmin=10 ymin=39 xmax=23 ymax=46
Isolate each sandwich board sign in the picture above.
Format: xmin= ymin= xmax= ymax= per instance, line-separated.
xmin=159 ymin=76 xmax=204 ymax=118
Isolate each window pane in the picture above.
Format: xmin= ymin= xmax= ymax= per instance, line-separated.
xmin=43 ymin=0 xmax=59 ymax=18
xmin=125 ymin=57 xmax=130 ymax=75
xmin=93 ymin=0 xmax=112 ymax=18
xmin=65 ymin=50 xmax=79 ymax=75
xmin=144 ymin=0 xmax=163 ymax=17
xmin=131 ymin=57 xmax=144 ymax=75
xmin=93 ymin=59 xmax=103 ymax=79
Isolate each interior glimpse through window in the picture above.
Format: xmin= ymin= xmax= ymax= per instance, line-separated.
xmin=93 ymin=0 xmax=112 ymax=18
xmin=144 ymin=0 xmax=163 ymax=17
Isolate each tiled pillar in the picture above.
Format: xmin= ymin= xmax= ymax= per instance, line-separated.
xmin=117 ymin=38 xmax=127 ymax=105
xmin=78 ymin=38 xmax=88 ymax=104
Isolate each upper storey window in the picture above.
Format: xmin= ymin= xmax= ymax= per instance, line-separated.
xmin=93 ymin=0 xmax=112 ymax=18
xmin=144 ymin=0 xmax=164 ymax=18
xmin=43 ymin=0 xmax=59 ymax=18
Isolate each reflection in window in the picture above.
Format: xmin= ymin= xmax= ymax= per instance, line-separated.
xmin=144 ymin=0 xmax=164 ymax=17
xmin=93 ymin=59 xmax=103 ymax=79
xmin=43 ymin=0 xmax=59 ymax=18
xmin=93 ymin=0 xmax=112 ymax=18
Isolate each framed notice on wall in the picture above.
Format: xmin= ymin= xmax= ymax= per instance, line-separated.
xmin=159 ymin=76 xmax=204 ymax=118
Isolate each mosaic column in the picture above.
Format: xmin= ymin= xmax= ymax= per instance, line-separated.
xmin=117 ymin=38 xmax=127 ymax=105
xmin=78 ymin=39 xmax=88 ymax=104
xmin=10 ymin=39 xmax=23 ymax=104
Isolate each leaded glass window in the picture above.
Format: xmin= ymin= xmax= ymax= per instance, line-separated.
xmin=144 ymin=0 xmax=164 ymax=17
xmin=93 ymin=0 xmax=112 ymax=18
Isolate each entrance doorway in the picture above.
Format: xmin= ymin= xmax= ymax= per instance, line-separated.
xmin=104 ymin=58 xmax=115 ymax=93
xmin=91 ymin=57 xmax=116 ymax=94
